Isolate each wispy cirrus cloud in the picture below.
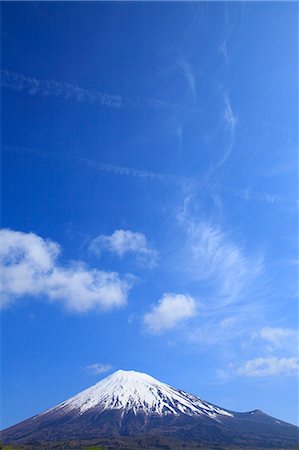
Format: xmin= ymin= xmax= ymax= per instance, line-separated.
xmin=177 ymin=59 xmax=196 ymax=97
xmin=144 ymin=293 xmax=198 ymax=334
xmin=188 ymin=313 xmax=250 ymax=347
xmin=84 ymin=363 xmax=113 ymax=375
xmin=219 ymin=40 xmax=229 ymax=64
xmin=178 ymin=212 xmax=263 ymax=306
xmin=89 ymin=229 xmax=157 ymax=267
xmin=176 ymin=124 xmax=183 ymax=151
xmin=171 ymin=195 xmax=265 ymax=356
xmin=209 ymin=92 xmax=238 ymax=174
xmin=223 ymin=94 xmax=238 ymax=133
xmin=0 ymin=229 xmax=134 ymax=312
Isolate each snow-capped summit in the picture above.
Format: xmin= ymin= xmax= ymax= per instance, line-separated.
xmin=52 ymin=369 xmax=233 ymax=418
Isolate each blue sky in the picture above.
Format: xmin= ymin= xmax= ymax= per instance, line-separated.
xmin=1 ymin=1 xmax=298 ymax=429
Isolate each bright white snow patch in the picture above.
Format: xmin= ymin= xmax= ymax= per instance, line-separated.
xmin=50 ymin=370 xmax=233 ymax=419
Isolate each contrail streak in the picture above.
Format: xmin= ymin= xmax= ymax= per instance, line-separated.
xmin=1 ymin=69 xmax=174 ymax=111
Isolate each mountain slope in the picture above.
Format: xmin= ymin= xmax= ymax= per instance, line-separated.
xmin=1 ymin=370 xmax=298 ymax=449
xmin=47 ymin=369 xmax=234 ymax=418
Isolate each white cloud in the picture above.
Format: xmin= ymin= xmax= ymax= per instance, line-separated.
xmin=207 ymin=326 xmax=299 ymax=380
xmin=84 ymin=363 xmax=112 ymax=375
xmin=258 ymin=327 xmax=298 ymax=353
xmin=144 ymin=293 xmax=198 ymax=334
xmin=89 ymin=229 xmax=157 ymax=266
xmin=236 ymin=357 xmax=298 ymax=377
xmin=0 ymin=229 xmax=133 ymax=312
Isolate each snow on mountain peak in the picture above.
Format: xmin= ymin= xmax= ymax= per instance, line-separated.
xmin=51 ymin=369 xmax=233 ymax=419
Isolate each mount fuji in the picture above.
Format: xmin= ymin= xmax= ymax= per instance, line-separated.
xmin=1 ymin=370 xmax=298 ymax=449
